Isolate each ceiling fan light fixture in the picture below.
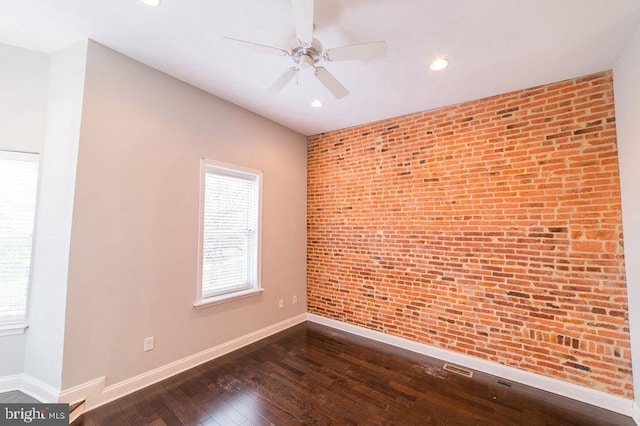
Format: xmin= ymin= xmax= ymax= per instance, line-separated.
xmin=139 ymin=0 xmax=160 ymax=7
xmin=310 ymin=99 xmax=323 ymax=108
xmin=223 ymin=0 xmax=385 ymax=99
xmin=429 ymin=58 xmax=449 ymax=71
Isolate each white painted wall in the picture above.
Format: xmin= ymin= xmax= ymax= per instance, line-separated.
xmin=23 ymin=40 xmax=87 ymax=391
xmin=614 ymin=22 xmax=640 ymax=416
xmin=61 ymin=41 xmax=307 ymax=388
xmin=0 ymin=43 xmax=49 ymax=378
xmin=0 ymin=334 xmax=26 ymax=379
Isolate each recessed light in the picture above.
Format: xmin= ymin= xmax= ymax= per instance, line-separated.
xmin=310 ymin=99 xmax=323 ymax=108
xmin=140 ymin=0 xmax=160 ymax=6
xmin=429 ymin=58 xmax=449 ymax=71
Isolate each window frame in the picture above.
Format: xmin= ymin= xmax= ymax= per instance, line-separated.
xmin=194 ymin=158 xmax=263 ymax=309
xmin=0 ymin=149 xmax=39 ymax=336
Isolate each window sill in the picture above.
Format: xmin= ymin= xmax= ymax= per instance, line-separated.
xmin=0 ymin=323 xmax=28 ymax=337
xmin=194 ymin=288 xmax=264 ymax=310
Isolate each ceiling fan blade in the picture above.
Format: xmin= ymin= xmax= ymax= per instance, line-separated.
xmin=268 ymin=67 xmax=297 ymax=93
xmin=315 ymin=66 xmax=349 ymax=99
xmin=292 ymin=0 xmax=314 ymax=45
xmin=222 ymin=37 xmax=288 ymax=56
xmin=324 ymin=41 xmax=387 ymax=61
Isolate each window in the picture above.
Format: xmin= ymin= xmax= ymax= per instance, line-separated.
xmin=195 ymin=159 xmax=262 ymax=308
xmin=0 ymin=150 xmax=38 ymax=332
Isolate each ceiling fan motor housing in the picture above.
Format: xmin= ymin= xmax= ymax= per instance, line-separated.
xmin=290 ymin=38 xmax=323 ymax=68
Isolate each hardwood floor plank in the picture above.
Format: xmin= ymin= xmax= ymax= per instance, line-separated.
xmin=0 ymin=391 xmax=40 ymax=404
xmin=238 ymin=363 xmax=341 ymax=424
xmin=216 ymin=376 xmax=303 ymax=426
xmin=77 ymin=322 xmax=635 ymax=426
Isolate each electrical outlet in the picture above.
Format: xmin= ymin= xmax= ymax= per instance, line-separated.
xmin=293 ymin=295 xmax=298 ymax=305
xmin=279 ymin=299 xmax=284 ymax=309
xmin=144 ymin=336 xmax=154 ymax=352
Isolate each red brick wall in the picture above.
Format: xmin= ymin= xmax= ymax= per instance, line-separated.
xmin=307 ymin=71 xmax=633 ymax=398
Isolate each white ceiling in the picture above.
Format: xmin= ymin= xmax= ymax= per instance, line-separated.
xmin=1 ymin=0 xmax=640 ymax=136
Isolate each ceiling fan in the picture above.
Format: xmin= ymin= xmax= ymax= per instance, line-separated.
xmin=223 ymin=0 xmax=386 ymax=99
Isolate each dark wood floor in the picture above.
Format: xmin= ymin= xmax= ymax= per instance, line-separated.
xmin=0 ymin=390 xmax=40 ymax=404
xmin=77 ymin=322 xmax=634 ymax=425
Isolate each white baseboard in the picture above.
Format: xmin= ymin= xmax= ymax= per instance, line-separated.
xmin=69 ymin=401 xmax=86 ymax=424
xmin=0 ymin=375 xmax=23 ymax=394
xmin=67 ymin=313 xmax=307 ymax=412
xmin=58 ymin=377 xmax=105 ymax=404
xmin=307 ymin=313 xmax=635 ymax=417
xmin=633 ymin=401 xmax=639 ymax=425
xmin=20 ymin=375 xmax=60 ymax=403
xmin=0 ymin=374 xmax=59 ymax=403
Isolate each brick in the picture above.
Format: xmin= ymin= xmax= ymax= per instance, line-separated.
xmin=572 ymin=241 xmax=603 ymax=252
xmin=307 ymin=71 xmax=631 ymax=399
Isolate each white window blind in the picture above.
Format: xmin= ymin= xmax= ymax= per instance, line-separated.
xmin=200 ymin=161 xmax=261 ymax=300
xmin=0 ymin=151 xmax=38 ymax=326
